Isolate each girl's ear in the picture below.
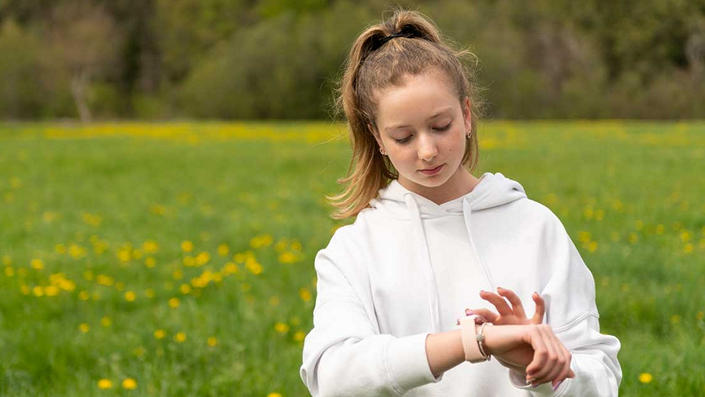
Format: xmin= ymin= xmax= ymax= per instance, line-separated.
xmin=462 ymin=96 xmax=472 ymax=133
xmin=368 ymin=122 xmax=386 ymax=151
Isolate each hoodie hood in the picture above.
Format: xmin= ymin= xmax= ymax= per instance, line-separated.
xmin=367 ymin=172 xmax=528 ymax=332
xmin=369 ymin=172 xmax=527 ymax=218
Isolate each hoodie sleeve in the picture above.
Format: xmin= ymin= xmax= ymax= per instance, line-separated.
xmin=507 ymin=208 xmax=622 ymax=396
xmin=300 ymin=228 xmax=442 ymax=397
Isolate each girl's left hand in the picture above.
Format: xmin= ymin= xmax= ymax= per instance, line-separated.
xmin=467 ymin=287 xmax=545 ymax=326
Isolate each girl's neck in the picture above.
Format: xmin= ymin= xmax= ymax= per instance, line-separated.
xmin=398 ymin=166 xmax=480 ymax=205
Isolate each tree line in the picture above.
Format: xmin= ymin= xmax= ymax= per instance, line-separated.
xmin=1 ymin=0 xmax=704 ymax=121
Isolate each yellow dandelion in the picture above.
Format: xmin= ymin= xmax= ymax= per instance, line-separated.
xmin=269 ymin=296 xmax=280 ymax=306
xmin=670 ymin=314 xmax=681 ymax=324
xmin=68 ymin=244 xmax=86 ymax=259
xmin=223 ymin=262 xmax=239 ymax=274
xmin=79 ymin=323 xmax=90 ymax=333
xmin=299 ymin=288 xmax=312 ymax=302
xmin=181 ymin=240 xmax=194 ymax=252
xmin=249 ymin=234 xmax=273 ymax=249
xmin=20 ymin=285 xmax=30 ymax=295
xmin=1 ymin=255 xmax=11 ymax=265
xmin=44 ymin=285 xmax=59 ymax=297
xmin=142 ymin=240 xmax=159 ymax=253
xmin=180 ymin=284 xmax=191 ymax=294
xmin=117 ymin=248 xmax=131 ymax=263
xmin=101 ymin=316 xmax=112 ymax=327
xmin=274 ymin=322 xmax=289 ymax=334
xmin=183 ymin=255 xmax=195 ymax=266
xmin=96 ymin=274 xmax=114 ymax=286
xmin=294 ymin=331 xmax=306 ymax=342
xmin=4 ymin=266 xmax=13 ymax=277
xmin=79 ymin=290 xmax=90 ymax=300
xmin=33 ymin=286 xmax=44 ymax=297
xmin=697 ymin=311 xmax=704 ymax=321
xmin=684 ymin=243 xmax=693 ymax=254
xmin=172 ymin=270 xmax=183 ymax=280
xmin=121 ymin=378 xmax=137 ymax=390
xmin=638 ymin=373 xmax=653 ymax=383
xmin=55 ymin=243 xmax=66 ymax=254
xmin=195 ymin=251 xmax=210 ymax=266
xmin=31 ymin=258 xmax=44 ymax=270
xmin=145 ymin=288 xmax=155 ymax=298
xmin=291 ymin=240 xmax=302 ymax=251
xmin=168 ymin=297 xmax=180 ymax=308
xmin=154 ymin=329 xmax=166 ymax=339
xmin=587 ymin=241 xmax=598 ymax=253
xmin=124 ymin=291 xmax=136 ymax=302
xmin=217 ymin=244 xmax=229 ymax=256
xmin=267 ymin=392 xmax=283 ymax=397
xmin=245 ymin=258 xmax=263 ymax=275
xmin=144 ymin=257 xmax=156 ymax=268
xmin=174 ymin=332 xmax=186 ymax=342
xmin=207 ymin=336 xmax=218 ymax=347
xmin=97 ymin=379 xmax=112 ymax=389
xmin=278 ymin=251 xmax=299 ymax=264
xmin=680 ymin=230 xmax=691 ymax=242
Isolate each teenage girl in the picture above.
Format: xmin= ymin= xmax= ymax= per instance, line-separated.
xmin=300 ymin=9 xmax=621 ymax=396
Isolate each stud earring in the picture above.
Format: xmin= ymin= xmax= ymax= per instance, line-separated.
xmin=379 ymin=147 xmax=386 ymax=155
xmin=466 ymin=130 xmax=472 ymax=139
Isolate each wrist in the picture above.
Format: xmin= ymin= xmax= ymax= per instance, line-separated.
xmin=458 ymin=315 xmax=491 ymax=363
xmin=482 ymin=324 xmax=527 ymax=355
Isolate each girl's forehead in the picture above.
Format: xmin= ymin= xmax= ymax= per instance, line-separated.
xmin=374 ymin=71 xmax=459 ymax=126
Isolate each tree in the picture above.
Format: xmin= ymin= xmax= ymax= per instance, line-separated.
xmin=47 ymin=1 xmax=121 ymax=122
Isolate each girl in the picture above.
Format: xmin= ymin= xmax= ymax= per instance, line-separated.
xmin=300 ymin=9 xmax=621 ymax=397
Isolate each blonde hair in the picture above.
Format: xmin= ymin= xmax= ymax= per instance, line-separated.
xmin=327 ymin=8 xmax=483 ymax=219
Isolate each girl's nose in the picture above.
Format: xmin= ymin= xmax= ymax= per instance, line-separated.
xmin=418 ymin=135 xmax=438 ymax=161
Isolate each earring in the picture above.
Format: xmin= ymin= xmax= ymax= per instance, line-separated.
xmin=466 ymin=130 xmax=472 ymax=139
xmin=379 ymin=147 xmax=386 ymax=155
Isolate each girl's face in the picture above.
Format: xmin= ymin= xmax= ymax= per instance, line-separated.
xmin=371 ymin=69 xmax=472 ymax=196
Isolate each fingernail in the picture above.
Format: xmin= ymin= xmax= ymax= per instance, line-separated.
xmin=553 ymin=380 xmax=563 ymax=391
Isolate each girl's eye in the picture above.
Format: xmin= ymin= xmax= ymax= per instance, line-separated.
xmin=394 ymin=136 xmax=411 ymax=144
xmin=434 ymin=122 xmax=451 ymax=131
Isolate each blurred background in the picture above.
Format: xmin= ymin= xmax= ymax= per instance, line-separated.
xmin=2 ymin=0 xmax=705 ymax=122
xmin=1 ymin=1 xmax=704 ymax=396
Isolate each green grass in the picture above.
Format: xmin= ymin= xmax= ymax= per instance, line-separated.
xmin=0 ymin=120 xmax=704 ymax=396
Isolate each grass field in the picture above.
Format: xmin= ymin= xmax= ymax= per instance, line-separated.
xmin=0 ymin=120 xmax=704 ymax=396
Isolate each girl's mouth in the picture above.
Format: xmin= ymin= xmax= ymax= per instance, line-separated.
xmin=419 ymin=164 xmax=444 ymax=175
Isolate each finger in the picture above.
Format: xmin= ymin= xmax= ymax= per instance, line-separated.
xmin=479 ymin=290 xmax=512 ymax=315
xmin=497 ymin=287 xmax=527 ymax=318
xmin=528 ymin=326 xmax=559 ymax=385
xmin=538 ymin=331 xmax=565 ymax=385
xmin=525 ymin=326 xmax=548 ymax=382
xmin=553 ymin=345 xmax=573 ymax=385
xmin=531 ymin=292 xmax=545 ymax=324
xmin=466 ymin=308 xmax=499 ymax=323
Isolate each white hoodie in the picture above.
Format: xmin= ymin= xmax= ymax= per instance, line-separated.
xmin=300 ymin=172 xmax=621 ymax=396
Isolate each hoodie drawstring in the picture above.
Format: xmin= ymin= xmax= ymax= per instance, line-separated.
xmin=462 ymin=198 xmax=497 ymax=291
xmin=403 ymin=193 xmax=498 ymax=333
xmin=403 ymin=193 xmax=442 ymax=333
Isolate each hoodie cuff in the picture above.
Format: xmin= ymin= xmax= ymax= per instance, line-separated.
xmin=385 ymin=333 xmax=443 ymax=394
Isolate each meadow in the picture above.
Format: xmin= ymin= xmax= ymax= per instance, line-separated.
xmin=0 ymin=120 xmax=703 ymax=396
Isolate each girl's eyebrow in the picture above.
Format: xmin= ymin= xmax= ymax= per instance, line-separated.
xmin=384 ymin=107 xmax=453 ymax=132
